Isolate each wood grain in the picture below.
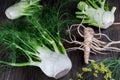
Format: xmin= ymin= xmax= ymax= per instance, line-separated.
xmin=0 ymin=0 xmax=120 ymax=80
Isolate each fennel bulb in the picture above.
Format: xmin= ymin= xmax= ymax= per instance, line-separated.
xmin=5 ymin=0 xmax=42 ymax=20
xmin=0 ymin=46 xmax=72 ymax=79
xmin=0 ymin=31 xmax=72 ymax=79
xmin=76 ymin=0 xmax=116 ymax=29
xmin=36 ymin=46 xmax=72 ymax=79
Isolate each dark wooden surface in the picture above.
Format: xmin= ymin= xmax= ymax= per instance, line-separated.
xmin=0 ymin=0 xmax=120 ymax=80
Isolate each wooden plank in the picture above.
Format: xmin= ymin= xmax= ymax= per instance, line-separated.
xmin=0 ymin=0 xmax=120 ymax=80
